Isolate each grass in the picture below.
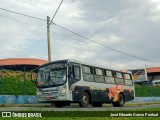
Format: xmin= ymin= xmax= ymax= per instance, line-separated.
xmin=1 ymin=77 xmax=36 ymax=95
xmin=0 ymin=70 xmax=36 ymax=95
xmin=0 ymin=107 xmax=159 ymax=120
xmin=0 ymin=115 xmax=159 ymax=120
xmin=0 ymin=117 xmax=157 ymax=120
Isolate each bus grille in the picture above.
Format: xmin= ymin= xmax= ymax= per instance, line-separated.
xmin=41 ymin=90 xmax=58 ymax=95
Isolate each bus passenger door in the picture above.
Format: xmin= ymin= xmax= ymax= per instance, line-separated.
xmin=68 ymin=63 xmax=81 ymax=89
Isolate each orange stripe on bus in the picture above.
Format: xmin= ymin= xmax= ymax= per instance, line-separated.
xmin=108 ymin=93 xmax=112 ymax=99
xmin=120 ymin=85 xmax=124 ymax=92
xmin=115 ymin=85 xmax=119 ymax=91
xmin=109 ymin=87 xmax=114 ymax=94
xmin=112 ymin=86 xmax=116 ymax=94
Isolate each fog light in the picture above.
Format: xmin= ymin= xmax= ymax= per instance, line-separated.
xmin=36 ymin=89 xmax=41 ymax=95
xmin=61 ymin=87 xmax=66 ymax=94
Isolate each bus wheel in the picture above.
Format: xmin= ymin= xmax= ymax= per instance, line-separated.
xmin=112 ymin=94 xmax=125 ymax=107
xmin=91 ymin=102 xmax=102 ymax=107
xmin=79 ymin=92 xmax=89 ymax=107
xmin=54 ymin=102 xmax=63 ymax=108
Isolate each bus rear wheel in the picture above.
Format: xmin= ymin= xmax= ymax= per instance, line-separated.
xmin=79 ymin=92 xmax=89 ymax=108
xmin=91 ymin=102 xmax=102 ymax=107
xmin=112 ymin=94 xmax=125 ymax=107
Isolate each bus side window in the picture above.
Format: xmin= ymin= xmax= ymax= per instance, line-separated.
xmin=115 ymin=72 xmax=124 ymax=85
xmin=73 ymin=66 xmax=80 ymax=80
xmin=82 ymin=65 xmax=94 ymax=82
xmin=94 ymin=68 xmax=105 ymax=83
xmin=68 ymin=64 xmax=80 ymax=80
xmin=124 ymin=73 xmax=133 ymax=86
xmin=105 ymin=70 xmax=115 ymax=84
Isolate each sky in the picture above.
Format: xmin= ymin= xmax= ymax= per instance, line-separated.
xmin=0 ymin=0 xmax=160 ymax=70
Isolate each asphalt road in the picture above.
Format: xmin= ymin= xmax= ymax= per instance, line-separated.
xmin=0 ymin=103 xmax=160 ymax=111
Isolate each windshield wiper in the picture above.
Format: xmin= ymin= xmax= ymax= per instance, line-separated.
xmin=42 ymin=76 xmax=56 ymax=87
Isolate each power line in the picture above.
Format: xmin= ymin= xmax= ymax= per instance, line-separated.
xmin=0 ymin=14 xmax=36 ymax=26
xmin=0 ymin=7 xmax=46 ymax=21
xmin=0 ymin=14 xmax=88 ymax=45
xmin=49 ymin=0 xmax=64 ymax=25
xmin=49 ymin=30 xmax=90 ymax=44
xmin=52 ymin=22 xmax=160 ymax=64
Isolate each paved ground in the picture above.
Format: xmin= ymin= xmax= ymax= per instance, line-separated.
xmin=0 ymin=103 xmax=160 ymax=111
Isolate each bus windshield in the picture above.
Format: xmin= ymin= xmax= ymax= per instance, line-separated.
xmin=37 ymin=62 xmax=67 ymax=87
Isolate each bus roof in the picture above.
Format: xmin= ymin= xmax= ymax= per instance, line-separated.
xmin=39 ymin=59 xmax=131 ymax=74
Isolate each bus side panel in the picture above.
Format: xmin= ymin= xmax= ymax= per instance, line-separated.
xmin=72 ymin=86 xmax=90 ymax=101
xmin=123 ymin=89 xmax=134 ymax=102
xmin=72 ymin=86 xmax=111 ymax=103
xmin=91 ymin=89 xmax=111 ymax=103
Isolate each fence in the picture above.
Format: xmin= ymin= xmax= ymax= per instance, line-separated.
xmin=0 ymin=66 xmax=36 ymax=95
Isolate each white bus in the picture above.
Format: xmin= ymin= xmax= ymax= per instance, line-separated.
xmin=35 ymin=59 xmax=134 ymax=107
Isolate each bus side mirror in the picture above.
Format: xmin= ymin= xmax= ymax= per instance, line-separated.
xmin=68 ymin=73 xmax=73 ymax=80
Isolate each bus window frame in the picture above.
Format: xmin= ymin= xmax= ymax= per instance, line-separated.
xmin=94 ymin=67 xmax=105 ymax=83
xmin=68 ymin=62 xmax=81 ymax=81
xmin=82 ymin=64 xmax=95 ymax=82
xmin=73 ymin=66 xmax=81 ymax=80
xmin=114 ymin=71 xmax=125 ymax=85
xmin=123 ymin=73 xmax=133 ymax=86
xmin=104 ymin=69 xmax=116 ymax=84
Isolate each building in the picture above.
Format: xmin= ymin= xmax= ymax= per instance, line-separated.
xmin=0 ymin=58 xmax=48 ymax=71
xmin=147 ymin=67 xmax=160 ymax=83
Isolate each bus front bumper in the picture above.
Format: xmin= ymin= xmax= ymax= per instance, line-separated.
xmin=37 ymin=94 xmax=68 ymax=102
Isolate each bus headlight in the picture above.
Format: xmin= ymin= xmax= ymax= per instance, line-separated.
xmin=61 ymin=87 xmax=66 ymax=94
xmin=36 ymin=89 xmax=41 ymax=95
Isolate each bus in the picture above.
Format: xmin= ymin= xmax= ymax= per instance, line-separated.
xmin=34 ymin=59 xmax=134 ymax=107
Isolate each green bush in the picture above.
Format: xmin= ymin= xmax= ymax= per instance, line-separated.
xmin=135 ymin=85 xmax=160 ymax=97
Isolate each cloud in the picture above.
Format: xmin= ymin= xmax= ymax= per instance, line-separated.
xmin=0 ymin=0 xmax=160 ymax=70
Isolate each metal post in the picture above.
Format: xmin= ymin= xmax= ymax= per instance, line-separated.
xmin=1 ymin=66 xmax=3 ymax=95
xmin=156 ymin=86 xmax=160 ymax=97
xmin=47 ymin=16 xmax=51 ymax=62
xmin=157 ymin=86 xmax=159 ymax=97
xmin=144 ymin=65 xmax=148 ymax=82
xmin=23 ymin=67 xmax=26 ymax=95
xmin=142 ymin=84 xmax=143 ymax=97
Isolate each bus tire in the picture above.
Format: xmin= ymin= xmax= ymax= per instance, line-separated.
xmin=54 ymin=102 xmax=63 ymax=108
xmin=112 ymin=94 xmax=125 ymax=107
xmin=91 ymin=102 xmax=102 ymax=107
xmin=79 ymin=92 xmax=89 ymax=107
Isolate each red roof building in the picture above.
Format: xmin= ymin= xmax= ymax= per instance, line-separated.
xmin=146 ymin=67 xmax=160 ymax=73
xmin=0 ymin=58 xmax=47 ymax=66
xmin=0 ymin=58 xmax=48 ymax=71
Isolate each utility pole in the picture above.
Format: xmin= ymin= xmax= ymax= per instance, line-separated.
xmin=46 ymin=0 xmax=63 ymax=62
xmin=47 ymin=16 xmax=51 ymax=62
